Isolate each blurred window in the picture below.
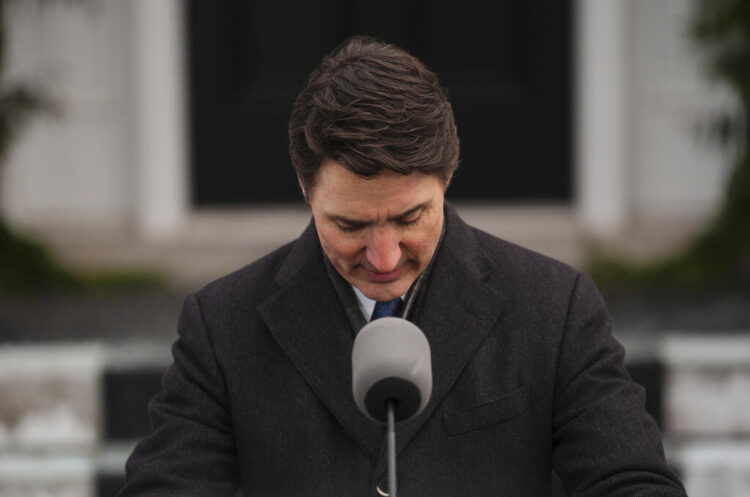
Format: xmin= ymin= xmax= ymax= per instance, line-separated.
xmin=187 ymin=0 xmax=572 ymax=204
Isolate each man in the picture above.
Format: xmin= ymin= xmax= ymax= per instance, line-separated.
xmin=119 ymin=37 xmax=687 ymax=496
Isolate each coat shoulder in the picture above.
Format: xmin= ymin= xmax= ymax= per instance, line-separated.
xmin=190 ymin=238 xmax=302 ymax=324
xmin=468 ymin=226 xmax=582 ymax=292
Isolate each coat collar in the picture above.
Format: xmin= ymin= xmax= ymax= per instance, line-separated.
xmin=258 ymin=202 xmax=507 ymax=465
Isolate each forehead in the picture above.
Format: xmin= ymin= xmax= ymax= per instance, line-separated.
xmin=310 ymin=160 xmax=444 ymax=211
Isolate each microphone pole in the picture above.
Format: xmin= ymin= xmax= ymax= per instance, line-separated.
xmin=387 ymin=399 xmax=397 ymax=497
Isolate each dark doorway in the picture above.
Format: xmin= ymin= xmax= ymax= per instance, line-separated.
xmin=187 ymin=0 xmax=572 ymax=205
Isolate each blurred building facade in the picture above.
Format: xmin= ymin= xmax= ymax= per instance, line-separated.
xmin=1 ymin=2 xmax=747 ymax=496
xmin=0 ymin=0 xmax=739 ymax=287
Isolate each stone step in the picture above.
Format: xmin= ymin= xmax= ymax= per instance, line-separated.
xmin=662 ymin=335 xmax=750 ymax=438
xmin=0 ymin=453 xmax=95 ymax=497
xmin=0 ymin=334 xmax=748 ymax=496
xmin=673 ymin=441 xmax=750 ymax=497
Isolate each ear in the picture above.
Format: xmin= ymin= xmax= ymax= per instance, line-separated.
xmin=443 ymin=173 xmax=453 ymax=190
xmin=297 ymin=176 xmax=309 ymax=202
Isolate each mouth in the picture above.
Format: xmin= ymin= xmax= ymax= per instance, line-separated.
xmin=362 ymin=263 xmax=406 ymax=283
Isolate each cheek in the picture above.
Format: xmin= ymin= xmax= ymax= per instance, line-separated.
xmin=402 ymin=231 xmax=438 ymax=261
xmin=318 ymin=227 xmax=364 ymax=263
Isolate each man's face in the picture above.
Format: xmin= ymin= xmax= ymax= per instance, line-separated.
xmin=306 ymin=159 xmax=446 ymax=302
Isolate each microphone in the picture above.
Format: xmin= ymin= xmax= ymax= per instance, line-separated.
xmin=352 ymin=317 xmax=432 ymax=497
xmin=352 ymin=317 xmax=432 ymax=423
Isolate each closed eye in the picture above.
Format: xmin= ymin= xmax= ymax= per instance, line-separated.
xmin=395 ymin=208 xmax=422 ymax=226
xmin=336 ymin=221 xmax=364 ymax=233
xmin=396 ymin=214 xmax=420 ymax=227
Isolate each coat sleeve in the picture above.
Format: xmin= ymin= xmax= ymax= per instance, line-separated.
xmin=118 ymin=293 xmax=240 ymax=497
xmin=551 ymin=273 xmax=687 ymax=496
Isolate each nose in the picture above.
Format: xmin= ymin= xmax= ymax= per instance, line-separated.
xmin=365 ymin=226 xmax=402 ymax=273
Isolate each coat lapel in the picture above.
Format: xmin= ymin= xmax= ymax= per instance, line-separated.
xmin=373 ymin=203 xmax=508 ymax=475
xmin=258 ymin=204 xmax=508 ymax=472
xmin=257 ymin=221 xmax=384 ymax=461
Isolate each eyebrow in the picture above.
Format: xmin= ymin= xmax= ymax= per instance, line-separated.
xmin=327 ymin=202 xmax=429 ymax=226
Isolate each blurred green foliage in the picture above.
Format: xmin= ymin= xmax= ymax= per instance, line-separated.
xmin=0 ymin=222 xmax=165 ymax=297
xmin=589 ymin=0 xmax=750 ymax=291
xmin=0 ymin=0 xmax=164 ymax=296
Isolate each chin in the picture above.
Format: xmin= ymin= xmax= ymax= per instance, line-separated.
xmin=358 ymin=281 xmax=408 ymax=302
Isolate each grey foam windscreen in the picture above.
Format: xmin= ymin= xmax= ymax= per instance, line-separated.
xmin=352 ymin=317 xmax=432 ymax=423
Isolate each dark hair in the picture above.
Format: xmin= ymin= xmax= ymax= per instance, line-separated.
xmin=288 ymin=36 xmax=459 ymax=196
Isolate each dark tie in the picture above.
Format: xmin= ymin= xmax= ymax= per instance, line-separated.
xmin=370 ymin=298 xmax=402 ymax=321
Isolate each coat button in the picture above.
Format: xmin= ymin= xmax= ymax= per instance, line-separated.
xmin=376 ymin=484 xmax=389 ymax=496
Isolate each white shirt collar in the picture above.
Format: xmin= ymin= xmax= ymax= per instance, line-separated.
xmin=351 ymin=285 xmax=404 ymax=323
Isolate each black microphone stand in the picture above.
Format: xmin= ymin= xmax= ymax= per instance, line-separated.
xmin=386 ymin=399 xmax=397 ymax=497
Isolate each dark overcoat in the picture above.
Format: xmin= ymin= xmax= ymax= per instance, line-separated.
xmin=120 ymin=204 xmax=686 ymax=497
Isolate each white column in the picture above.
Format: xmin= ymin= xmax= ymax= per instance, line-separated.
xmin=575 ymin=0 xmax=629 ymax=235
xmin=132 ymin=0 xmax=189 ymax=239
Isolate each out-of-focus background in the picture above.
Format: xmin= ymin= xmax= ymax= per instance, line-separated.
xmin=0 ymin=0 xmax=748 ymax=496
